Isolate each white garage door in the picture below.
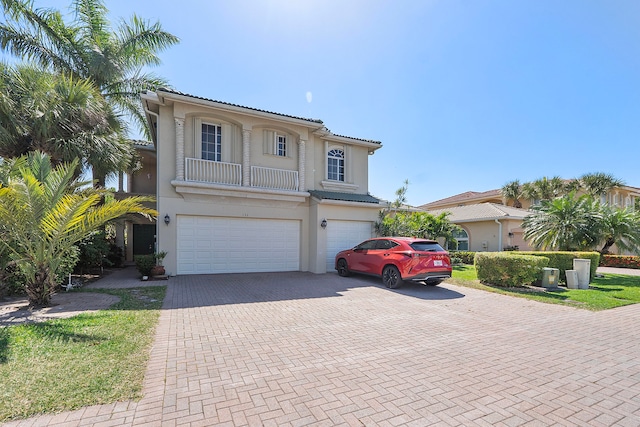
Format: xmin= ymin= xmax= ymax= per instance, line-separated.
xmin=326 ymin=220 xmax=373 ymax=272
xmin=177 ymin=216 xmax=300 ymax=275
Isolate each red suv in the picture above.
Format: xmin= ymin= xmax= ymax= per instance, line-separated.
xmin=335 ymin=237 xmax=452 ymax=289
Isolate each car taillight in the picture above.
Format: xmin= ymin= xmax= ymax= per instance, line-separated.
xmin=400 ymin=251 xmax=418 ymax=258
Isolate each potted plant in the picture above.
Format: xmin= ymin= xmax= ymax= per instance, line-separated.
xmin=150 ymin=251 xmax=167 ymax=277
xmin=134 ymin=251 xmax=167 ymax=279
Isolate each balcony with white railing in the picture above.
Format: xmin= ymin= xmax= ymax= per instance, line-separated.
xmin=185 ymin=158 xmax=242 ymax=186
xmin=251 ymin=166 xmax=299 ymax=191
xmin=183 ymin=158 xmax=299 ymax=192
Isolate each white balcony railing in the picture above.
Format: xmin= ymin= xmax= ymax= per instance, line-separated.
xmin=185 ymin=158 xmax=241 ymax=186
xmin=251 ymin=166 xmax=299 ymax=191
xmin=183 ymin=158 xmax=299 ymax=192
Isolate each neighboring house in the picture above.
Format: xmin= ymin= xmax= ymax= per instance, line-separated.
xmin=422 ymin=185 xmax=640 ymax=211
xmin=421 ymin=184 xmax=640 ymax=253
xmin=425 ymin=203 xmax=532 ymax=252
xmin=119 ymin=89 xmax=384 ymax=275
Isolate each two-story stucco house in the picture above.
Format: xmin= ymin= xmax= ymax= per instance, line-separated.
xmin=134 ymin=89 xmax=383 ymax=276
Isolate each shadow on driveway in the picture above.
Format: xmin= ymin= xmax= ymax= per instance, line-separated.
xmin=169 ymin=271 xmax=465 ymax=308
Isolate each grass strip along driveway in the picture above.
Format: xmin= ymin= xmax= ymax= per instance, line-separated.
xmin=0 ymin=286 xmax=166 ymax=423
xmin=450 ymin=265 xmax=640 ymax=310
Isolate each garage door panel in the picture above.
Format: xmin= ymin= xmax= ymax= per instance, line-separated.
xmin=177 ymin=216 xmax=300 ymax=275
xmin=326 ymin=220 xmax=373 ymax=271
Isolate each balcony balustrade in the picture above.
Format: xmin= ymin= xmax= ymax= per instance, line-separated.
xmin=184 ymin=158 xmax=298 ymax=192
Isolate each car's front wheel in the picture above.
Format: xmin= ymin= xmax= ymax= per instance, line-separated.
xmin=337 ymin=258 xmax=350 ymax=277
xmin=382 ymin=265 xmax=402 ymax=289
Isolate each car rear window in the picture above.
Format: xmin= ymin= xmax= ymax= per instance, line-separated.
xmin=409 ymin=241 xmax=445 ymax=252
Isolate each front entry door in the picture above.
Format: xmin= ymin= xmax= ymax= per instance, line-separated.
xmin=133 ymin=224 xmax=155 ymax=256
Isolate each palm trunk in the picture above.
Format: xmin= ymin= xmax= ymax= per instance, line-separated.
xmin=25 ymin=265 xmax=55 ymax=308
xmin=600 ymin=238 xmax=615 ymax=254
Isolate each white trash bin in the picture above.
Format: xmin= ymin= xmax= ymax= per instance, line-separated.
xmin=566 ymin=270 xmax=579 ymax=289
xmin=573 ymin=259 xmax=591 ymax=290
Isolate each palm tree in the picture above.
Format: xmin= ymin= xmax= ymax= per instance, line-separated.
xmin=523 ymin=192 xmax=602 ymax=251
xmin=0 ymin=0 xmax=179 ymax=184
xmin=501 ymin=180 xmax=523 ymax=208
xmin=597 ymin=205 xmax=640 ymax=254
xmin=0 ymin=151 xmax=156 ymax=307
xmin=0 ymin=62 xmax=132 ymax=178
xmin=578 ymin=172 xmax=625 ymax=198
xmin=521 ymin=176 xmax=567 ymax=204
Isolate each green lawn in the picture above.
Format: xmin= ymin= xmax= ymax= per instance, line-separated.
xmin=450 ymin=265 xmax=640 ymax=310
xmin=0 ymin=286 xmax=166 ymax=423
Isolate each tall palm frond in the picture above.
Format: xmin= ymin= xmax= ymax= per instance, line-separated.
xmin=578 ymin=172 xmax=625 ymax=197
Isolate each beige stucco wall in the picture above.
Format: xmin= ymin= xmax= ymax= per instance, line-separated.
xmin=147 ymin=93 xmax=381 ymax=275
xmin=129 ymin=150 xmax=156 ymax=195
xmin=455 ymin=219 xmax=533 ymax=252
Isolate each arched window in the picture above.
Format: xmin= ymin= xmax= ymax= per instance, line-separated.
xmin=451 ymin=228 xmax=469 ymax=251
xmin=327 ymin=148 xmax=344 ymax=181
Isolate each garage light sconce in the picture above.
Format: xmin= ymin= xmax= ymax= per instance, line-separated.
xmin=508 ymin=232 xmax=514 ymax=237
xmin=320 ymin=219 xmax=327 ymax=229
xmin=164 ymin=214 xmax=171 ymax=225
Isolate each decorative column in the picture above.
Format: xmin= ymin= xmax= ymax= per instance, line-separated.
xmin=242 ymin=128 xmax=251 ymax=187
xmin=298 ymin=139 xmax=306 ymax=192
xmin=117 ymin=171 xmax=124 ymax=192
xmin=175 ymin=117 xmax=185 ymax=180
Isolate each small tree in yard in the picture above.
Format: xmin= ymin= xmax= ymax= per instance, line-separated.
xmin=523 ymin=192 xmax=602 ymax=251
xmin=0 ymin=152 xmax=156 ymax=307
xmin=376 ymin=180 xmax=459 ymax=242
xmin=597 ymin=205 xmax=640 ymax=254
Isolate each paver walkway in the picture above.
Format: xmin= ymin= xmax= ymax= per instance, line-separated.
xmin=3 ymin=269 xmax=640 ymax=426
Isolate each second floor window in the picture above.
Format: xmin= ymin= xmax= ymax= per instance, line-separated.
xmin=202 ymin=123 xmax=221 ymax=161
xmin=327 ymin=149 xmax=344 ymax=181
xmin=276 ymin=134 xmax=287 ymax=157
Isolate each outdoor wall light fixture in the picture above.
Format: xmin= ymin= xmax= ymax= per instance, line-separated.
xmin=320 ymin=219 xmax=327 ymax=229
xmin=508 ymin=232 xmax=514 ymax=237
xmin=164 ymin=214 xmax=171 ymax=225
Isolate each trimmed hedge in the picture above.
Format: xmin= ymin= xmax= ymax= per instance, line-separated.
xmin=600 ymin=254 xmax=640 ymax=269
xmin=475 ymin=252 xmax=549 ymax=287
xmin=515 ymin=251 xmax=600 ymax=283
xmin=452 ymin=251 xmax=476 ymax=264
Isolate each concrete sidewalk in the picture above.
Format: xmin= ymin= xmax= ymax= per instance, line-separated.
xmin=4 ymin=271 xmax=640 ymax=426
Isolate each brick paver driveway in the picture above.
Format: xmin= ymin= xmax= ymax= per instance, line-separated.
xmin=6 ymin=272 xmax=640 ymax=426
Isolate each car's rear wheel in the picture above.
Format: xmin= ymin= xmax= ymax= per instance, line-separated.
xmin=337 ymin=259 xmax=350 ymax=277
xmin=382 ymin=265 xmax=402 ymax=289
xmin=425 ymin=279 xmax=443 ymax=286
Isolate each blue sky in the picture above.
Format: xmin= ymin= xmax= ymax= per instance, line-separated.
xmin=37 ymin=0 xmax=640 ymax=205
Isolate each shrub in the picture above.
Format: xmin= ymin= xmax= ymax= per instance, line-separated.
xmin=475 ymin=252 xmax=549 ymax=287
xmin=515 ymin=251 xmax=600 ymax=283
xmin=134 ymin=252 xmax=167 ymax=277
xmin=600 ymin=254 xmax=640 ymax=269
xmin=107 ymin=243 xmax=124 ymax=268
xmin=134 ymin=254 xmax=156 ymax=277
xmin=453 ymin=251 xmax=476 ymax=264
xmin=76 ymin=232 xmax=111 ymax=273
xmin=450 ymin=256 xmax=463 ymax=265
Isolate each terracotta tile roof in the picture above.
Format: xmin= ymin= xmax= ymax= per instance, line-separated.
xmin=419 ymin=189 xmax=503 ymax=209
xmin=154 ymin=88 xmax=382 ymax=145
xmin=157 ymin=88 xmax=322 ymax=123
xmin=424 ymin=203 xmax=530 ymax=223
xmin=309 ymin=190 xmax=381 ymax=204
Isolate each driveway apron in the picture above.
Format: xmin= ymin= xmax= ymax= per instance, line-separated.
xmin=4 ymin=272 xmax=640 ymax=426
